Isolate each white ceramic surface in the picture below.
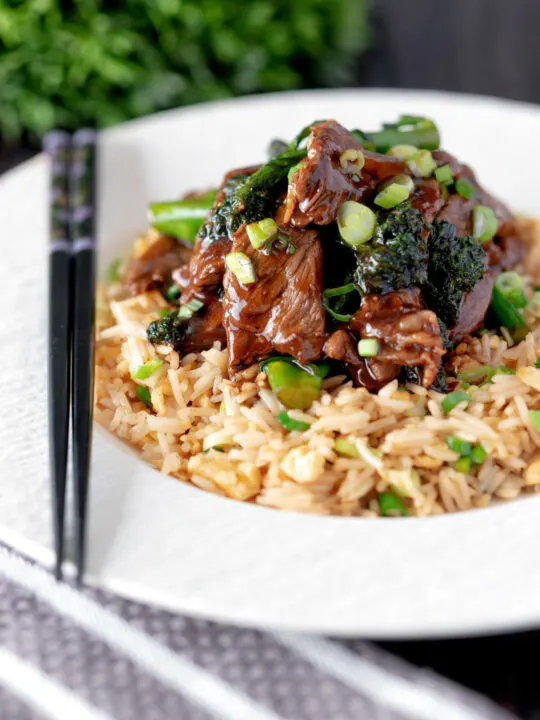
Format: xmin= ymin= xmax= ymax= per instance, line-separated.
xmin=1 ymin=89 xmax=540 ymax=639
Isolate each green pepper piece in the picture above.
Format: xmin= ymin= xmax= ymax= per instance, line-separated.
xmin=148 ymin=190 xmax=217 ymax=243
xmin=263 ymin=360 xmax=324 ymax=410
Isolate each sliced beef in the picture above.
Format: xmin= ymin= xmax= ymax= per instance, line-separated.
xmin=180 ymin=165 xmax=259 ymax=304
xmin=485 ymin=235 xmax=527 ymax=270
xmin=451 ymin=270 xmax=496 ymax=338
xmin=323 ymin=329 xmax=397 ymax=391
xmin=182 ymin=297 xmax=226 ymax=354
xmin=283 ymin=120 xmax=406 ymax=227
xmin=125 ymin=235 xmax=192 ymax=296
xmin=410 ymin=178 xmax=445 ymax=225
xmin=349 ymin=288 xmax=445 ymax=388
xmin=223 ymin=224 xmax=326 ymax=374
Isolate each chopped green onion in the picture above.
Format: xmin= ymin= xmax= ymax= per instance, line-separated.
xmin=407 ymin=150 xmax=436 ymax=178
xmin=322 ymin=283 xmax=360 ymax=322
xmin=527 ymin=292 xmax=540 ymax=318
xmin=535 ymin=285 xmax=540 ymax=292
xmin=446 ymin=436 xmax=473 ymax=457
xmin=491 ymin=285 xmax=528 ymax=331
xmin=276 ymin=411 xmax=310 ymax=432
xmin=158 ymin=308 xmax=171 ymax=318
xmin=337 ymin=201 xmax=377 ymax=247
xmin=136 ymin=385 xmax=152 ymax=407
xmin=219 ymin=400 xmax=226 ymax=414
xmin=374 ymin=180 xmax=411 ymax=209
xmin=339 ymin=149 xmax=365 ymax=175
xmin=107 ymin=258 xmax=121 ymax=283
xmin=536 ymin=358 xmax=540 ymax=369
xmin=386 ymin=144 xmax=418 ymax=160
xmin=495 ymin=271 xmax=523 ymax=296
xmin=246 ymin=218 xmax=278 ymax=250
xmin=334 ymin=438 xmax=360 ymax=458
xmin=494 ymin=366 xmax=516 ymax=375
xmin=166 ymin=284 xmax=180 ymax=301
xmin=473 ymin=205 xmax=497 ymax=243
xmin=378 ymin=492 xmax=408 ymax=516
xmin=358 ymin=338 xmax=379 ymax=357
xmin=529 ymin=410 xmax=540 ymax=430
xmin=455 ymin=457 xmax=471 ymax=474
xmin=225 ymin=252 xmax=256 ymax=284
xmin=455 ymin=177 xmax=475 ymax=200
xmin=434 ymin=164 xmax=453 ymax=186
xmin=457 ymin=365 xmax=494 ymax=385
xmin=131 ymin=359 xmax=163 ymax=380
xmin=470 ymin=445 xmax=487 ymax=464
xmin=177 ymin=297 xmax=204 ymax=320
xmin=441 ymin=391 xmax=471 ymax=414
xmin=507 ymin=289 xmax=527 ymax=309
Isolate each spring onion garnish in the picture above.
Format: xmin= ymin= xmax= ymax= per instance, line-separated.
xmin=491 ymin=285 xmax=528 ymax=332
xmin=177 ymin=297 xmax=204 ymax=321
xmin=339 ymin=149 xmax=365 ymax=175
xmin=473 ymin=205 xmax=497 ymax=243
xmin=322 ymin=283 xmax=360 ymax=322
xmin=107 ymin=258 xmax=121 ymax=283
xmin=455 ymin=177 xmax=475 ymax=200
xmin=334 ymin=438 xmax=361 ymax=458
xmin=441 ymin=391 xmax=471 ymax=414
xmin=166 ymin=284 xmax=180 ymax=301
xmin=158 ymin=308 xmax=171 ymax=318
xmin=357 ymin=338 xmax=379 ymax=357
xmin=455 ymin=457 xmax=471 ymax=474
xmin=337 ymin=201 xmax=376 ymax=247
xmin=247 ymin=218 xmax=278 ymax=250
xmin=495 ymin=271 xmax=522 ymax=296
xmin=374 ymin=176 xmax=413 ymax=209
xmin=527 ymin=292 xmax=540 ymax=318
xmin=131 ymin=359 xmax=163 ymax=380
xmin=276 ymin=411 xmax=310 ymax=432
xmin=470 ymin=445 xmax=487 ymax=464
xmin=407 ymin=150 xmax=436 ymax=178
xmin=494 ymin=366 xmax=516 ymax=375
xmin=378 ymin=491 xmax=408 ymax=516
xmin=136 ymin=385 xmax=152 ymax=407
xmin=446 ymin=436 xmax=473 ymax=457
xmin=386 ymin=144 xmax=417 ymax=161
xmin=457 ymin=365 xmax=494 ymax=385
xmin=536 ymin=357 xmax=540 ymax=369
xmin=434 ymin=164 xmax=453 ymax=186
xmin=354 ymin=116 xmax=440 ymax=153
xmin=225 ymin=252 xmax=256 ymax=284
xmin=529 ymin=410 xmax=540 ymax=431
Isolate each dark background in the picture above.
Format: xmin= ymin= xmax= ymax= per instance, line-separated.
xmin=2 ymin=0 xmax=540 ymax=716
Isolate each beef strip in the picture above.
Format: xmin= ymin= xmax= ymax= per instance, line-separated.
xmin=125 ymin=235 xmax=193 ymax=296
xmin=182 ymin=296 xmax=226 ymax=353
xmin=410 ymin=178 xmax=445 ymax=225
xmin=450 ymin=270 xmax=497 ymax=338
xmin=323 ymin=329 xmax=397 ymax=391
xmin=223 ymin=223 xmax=326 ymax=374
xmin=349 ymin=288 xmax=445 ymax=388
xmin=283 ymin=120 xmax=406 ymax=227
xmin=180 ymin=165 xmax=260 ymax=304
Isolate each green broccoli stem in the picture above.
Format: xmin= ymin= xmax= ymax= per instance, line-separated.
xmin=148 ymin=190 xmax=217 ymax=243
xmin=352 ymin=126 xmax=440 ymax=153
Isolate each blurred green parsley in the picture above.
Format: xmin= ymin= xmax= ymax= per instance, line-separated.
xmin=0 ymin=0 xmax=371 ymax=140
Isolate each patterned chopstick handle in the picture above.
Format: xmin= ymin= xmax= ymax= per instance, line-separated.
xmin=71 ymin=129 xmax=97 ymax=252
xmin=43 ymin=131 xmax=71 ymax=252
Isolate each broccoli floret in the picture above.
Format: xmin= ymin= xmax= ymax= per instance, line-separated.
xmin=424 ymin=221 xmax=486 ymax=327
xmin=198 ymin=174 xmax=247 ymax=244
xmin=146 ymin=311 xmax=184 ymax=348
xmin=355 ymin=205 xmax=429 ymax=294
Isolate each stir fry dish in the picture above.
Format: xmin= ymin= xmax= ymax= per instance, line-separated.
xmin=96 ymin=115 xmax=540 ymax=517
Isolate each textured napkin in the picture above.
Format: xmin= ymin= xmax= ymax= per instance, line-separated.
xmin=0 ymin=543 xmax=517 ymax=720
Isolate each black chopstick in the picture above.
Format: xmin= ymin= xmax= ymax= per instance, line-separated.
xmin=70 ymin=129 xmax=98 ymax=583
xmin=44 ymin=131 xmax=73 ymax=580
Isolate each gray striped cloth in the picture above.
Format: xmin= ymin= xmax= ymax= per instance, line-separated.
xmin=0 ymin=544 xmax=516 ymax=720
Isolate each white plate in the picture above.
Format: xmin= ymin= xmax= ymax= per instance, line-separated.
xmin=2 ymin=89 xmax=540 ymax=639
